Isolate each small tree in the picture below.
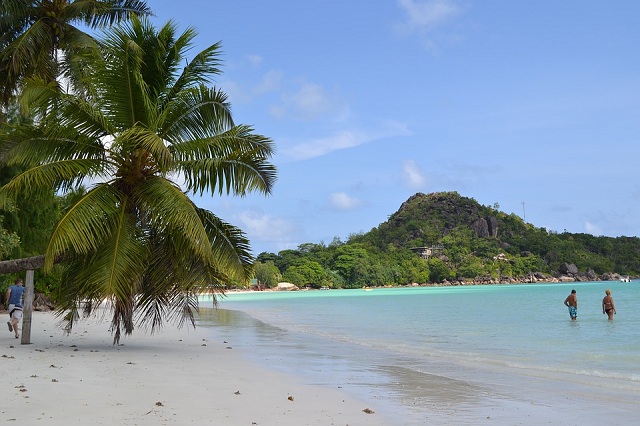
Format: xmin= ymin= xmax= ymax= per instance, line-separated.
xmin=427 ymin=258 xmax=452 ymax=283
xmin=253 ymin=261 xmax=281 ymax=288
xmin=283 ymin=259 xmax=326 ymax=288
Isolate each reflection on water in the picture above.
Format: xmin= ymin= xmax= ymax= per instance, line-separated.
xmin=198 ymin=306 xmax=255 ymax=327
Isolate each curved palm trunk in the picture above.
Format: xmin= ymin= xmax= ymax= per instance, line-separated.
xmin=0 ymin=254 xmax=64 ymax=273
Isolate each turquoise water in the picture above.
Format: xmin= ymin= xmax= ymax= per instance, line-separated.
xmin=198 ymin=282 xmax=640 ymax=424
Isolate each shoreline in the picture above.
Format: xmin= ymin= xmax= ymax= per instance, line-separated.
xmin=2 ymin=311 xmax=391 ymax=425
xmin=222 ymin=275 xmax=636 ymax=295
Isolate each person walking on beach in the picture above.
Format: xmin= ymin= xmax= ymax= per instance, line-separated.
xmin=564 ymin=289 xmax=577 ymax=320
xmin=5 ymin=278 xmax=25 ymax=339
xmin=602 ymin=289 xmax=616 ymax=320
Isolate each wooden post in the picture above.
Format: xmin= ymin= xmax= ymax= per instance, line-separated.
xmin=20 ymin=269 xmax=34 ymax=345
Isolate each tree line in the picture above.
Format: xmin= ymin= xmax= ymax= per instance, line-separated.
xmin=252 ymin=192 xmax=640 ymax=289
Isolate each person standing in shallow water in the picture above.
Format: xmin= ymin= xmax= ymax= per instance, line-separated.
xmin=602 ymin=289 xmax=616 ymax=320
xmin=564 ymin=289 xmax=578 ymax=320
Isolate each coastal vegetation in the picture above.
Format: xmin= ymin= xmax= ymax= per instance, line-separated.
xmin=253 ymin=192 xmax=640 ymax=289
xmin=0 ymin=3 xmax=276 ymax=343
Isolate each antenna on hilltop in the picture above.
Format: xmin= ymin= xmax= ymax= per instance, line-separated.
xmin=521 ymin=202 xmax=526 ymax=223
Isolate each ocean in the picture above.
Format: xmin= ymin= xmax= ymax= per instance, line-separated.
xmin=197 ymin=281 xmax=640 ymax=425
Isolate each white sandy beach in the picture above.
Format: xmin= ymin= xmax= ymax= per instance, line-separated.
xmin=1 ymin=311 xmax=390 ymax=425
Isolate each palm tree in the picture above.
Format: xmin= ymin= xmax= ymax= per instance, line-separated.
xmin=0 ymin=16 xmax=277 ymax=344
xmin=0 ymin=0 xmax=151 ymax=108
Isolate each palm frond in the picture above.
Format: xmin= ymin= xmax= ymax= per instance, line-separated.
xmin=161 ymin=85 xmax=233 ymax=142
xmin=133 ymin=176 xmax=215 ymax=262
xmin=49 ymin=192 xmax=148 ymax=346
xmin=165 ymin=40 xmax=223 ymax=101
xmin=56 ymin=25 xmax=100 ymax=92
xmin=95 ymin=25 xmax=151 ymax=128
xmin=114 ymin=126 xmax=173 ymax=172
xmin=135 ymin=233 xmax=230 ymax=332
xmin=18 ymin=75 xmax=63 ymax=116
xmin=139 ymin=19 xmax=181 ymax=101
xmin=174 ymin=125 xmax=277 ymax=196
xmin=196 ymin=207 xmax=254 ymax=280
xmin=57 ymin=98 xmax=114 ymax=141
xmin=4 ymin=123 xmax=107 ymax=166
xmin=83 ymin=210 xmax=147 ymax=301
xmin=3 ymin=19 xmax=57 ymax=86
xmin=0 ymin=1 xmax=32 ymax=54
xmin=43 ymin=0 xmax=151 ymax=30
xmin=45 ymin=184 xmax=124 ymax=270
xmin=1 ymin=158 xmax=105 ymax=202
xmin=0 ymin=0 xmax=150 ymax=108
xmin=80 ymin=1 xmax=151 ymax=28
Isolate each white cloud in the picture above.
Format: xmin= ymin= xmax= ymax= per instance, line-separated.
xmin=236 ymin=210 xmax=296 ymax=240
xmin=234 ymin=210 xmax=305 ymax=254
xmin=284 ymin=130 xmax=366 ymax=160
xmin=284 ymin=122 xmax=411 ymax=161
xmin=329 ymin=192 xmax=363 ymax=211
xmin=291 ymin=83 xmax=329 ymax=114
xmin=254 ymin=70 xmax=284 ymax=94
xmin=220 ymin=79 xmax=248 ymax=103
xmin=396 ymin=0 xmax=462 ymax=50
xmin=247 ymin=54 xmax=263 ymax=66
xmin=221 ymin=69 xmax=284 ymax=103
xmin=584 ymin=220 xmax=603 ymax=236
xmin=403 ymin=159 xmax=426 ymax=188
xmin=270 ymin=82 xmax=337 ymax=120
xmin=398 ymin=0 xmax=460 ymax=30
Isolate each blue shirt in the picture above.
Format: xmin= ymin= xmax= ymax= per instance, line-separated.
xmin=8 ymin=285 xmax=25 ymax=307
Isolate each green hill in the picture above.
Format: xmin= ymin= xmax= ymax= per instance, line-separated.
xmin=368 ymin=192 xmax=640 ymax=276
xmin=256 ymin=191 xmax=640 ymax=288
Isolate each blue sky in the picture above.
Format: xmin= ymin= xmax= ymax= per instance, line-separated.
xmin=151 ymin=1 xmax=640 ymax=255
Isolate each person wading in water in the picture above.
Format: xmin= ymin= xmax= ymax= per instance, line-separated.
xmin=564 ymin=289 xmax=578 ymax=320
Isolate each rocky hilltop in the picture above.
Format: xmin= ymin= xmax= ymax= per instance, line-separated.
xmin=367 ymin=191 xmax=639 ymax=283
